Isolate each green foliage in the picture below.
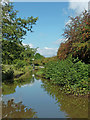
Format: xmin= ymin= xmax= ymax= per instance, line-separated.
xmin=34 ymin=53 xmax=44 ymax=60
xmin=14 ymin=60 xmax=26 ymax=70
xmin=33 ymin=56 xmax=57 ymax=66
xmin=2 ymin=40 xmax=37 ymax=64
xmin=32 ymin=53 xmax=44 ymax=66
xmin=2 ymin=2 xmax=38 ymax=65
xmin=56 ymin=10 xmax=89 ymax=95
xmin=2 ymin=83 xmax=17 ymax=95
xmin=2 ymin=2 xmax=38 ymax=44
xmin=57 ymin=10 xmax=90 ymax=63
xmin=35 ymin=69 xmax=44 ymax=77
xmin=2 ymin=65 xmax=14 ymax=83
xmin=2 ymin=40 xmax=25 ymax=64
xmin=20 ymin=45 xmax=37 ymax=60
xmin=33 ymin=59 xmax=43 ymax=66
xmin=41 ymin=56 xmax=58 ymax=65
xmin=2 ymin=64 xmax=33 ymax=85
xmin=14 ymin=71 xmax=33 ymax=83
xmin=43 ymin=57 xmax=88 ymax=95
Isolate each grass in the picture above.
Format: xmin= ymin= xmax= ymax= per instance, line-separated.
xmin=14 ymin=70 xmax=24 ymax=77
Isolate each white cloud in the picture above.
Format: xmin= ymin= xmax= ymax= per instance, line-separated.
xmin=65 ymin=0 xmax=89 ymax=33
xmin=37 ymin=47 xmax=58 ymax=57
xmin=68 ymin=0 xmax=89 ymax=14
xmin=22 ymin=42 xmax=33 ymax=48
xmin=21 ymin=83 xmax=34 ymax=87
xmin=22 ymin=43 xmax=58 ymax=57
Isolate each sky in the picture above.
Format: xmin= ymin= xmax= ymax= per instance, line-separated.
xmin=12 ymin=1 xmax=89 ymax=57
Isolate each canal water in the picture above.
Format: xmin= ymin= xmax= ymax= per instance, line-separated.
xmin=2 ymin=73 xmax=88 ymax=118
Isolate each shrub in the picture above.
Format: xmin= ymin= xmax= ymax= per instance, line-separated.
xmin=43 ymin=57 xmax=88 ymax=95
xmin=34 ymin=53 xmax=44 ymax=60
xmin=36 ymin=69 xmax=44 ymax=77
xmin=14 ymin=60 xmax=26 ymax=70
xmin=2 ymin=66 xmax=14 ymax=83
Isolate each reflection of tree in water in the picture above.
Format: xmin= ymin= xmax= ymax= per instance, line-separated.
xmin=2 ymin=99 xmax=37 ymax=118
xmin=2 ymin=73 xmax=34 ymax=95
xmin=2 ymin=83 xmax=17 ymax=95
xmin=41 ymin=79 xmax=88 ymax=118
xmin=34 ymin=74 xmax=42 ymax=80
xmin=17 ymin=72 xmax=34 ymax=87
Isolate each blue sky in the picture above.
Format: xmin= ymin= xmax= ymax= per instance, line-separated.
xmin=13 ymin=1 xmax=88 ymax=57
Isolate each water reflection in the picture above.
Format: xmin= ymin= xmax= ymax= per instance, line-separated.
xmin=41 ymin=78 xmax=88 ymax=118
xmin=2 ymin=72 xmax=34 ymax=95
xmin=2 ymin=99 xmax=37 ymax=118
xmin=2 ymin=74 xmax=88 ymax=118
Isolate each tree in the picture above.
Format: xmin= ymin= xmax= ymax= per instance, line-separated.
xmin=57 ymin=10 xmax=90 ymax=63
xmin=62 ymin=10 xmax=89 ymax=43
xmin=2 ymin=40 xmax=38 ymax=64
xmin=20 ymin=45 xmax=37 ymax=60
xmin=2 ymin=40 xmax=25 ymax=64
xmin=2 ymin=2 xmax=38 ymax=44
xmin=2 ymin=2 xmax=38 ymax=64
xmin=34 ymin=53 xmax=44 ymax=60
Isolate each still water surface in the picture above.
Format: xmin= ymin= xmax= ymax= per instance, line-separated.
xmin=2 ymin=74 xmax=88 ymax=118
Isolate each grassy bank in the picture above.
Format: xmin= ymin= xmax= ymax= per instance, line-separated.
xmin=2 ymin=64 xmax=33 ymax=84
xmin=2 ymin=64 xmax=33 ymax=95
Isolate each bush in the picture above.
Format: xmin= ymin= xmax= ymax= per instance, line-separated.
xmin=14 ymin=60 xmax=26 ymax=70
xmin=36 ymin=69 xmax=44 ymax=77
xmin=43 ymin=57 xmax=88 ymax=95
xmin=34 ymin=53 xmax=44 ymax=60
xmin=2 ymin=66 xmax=14 ymax=83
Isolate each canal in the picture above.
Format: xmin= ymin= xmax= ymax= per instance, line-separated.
xmin=2 ymin=73 xmax=88 ymax=118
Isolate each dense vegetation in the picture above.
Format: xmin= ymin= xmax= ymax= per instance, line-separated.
xmin=2 ymin=40 xmax=37 ymax=65
xmin=2 ymin=2 xmax=89 ymax=96
xmin=57 ymin=10 xmax=90 ymax=64
xmin=33 ymin=56 xmax=57 ymax=66
xmin=2 ymin=2 xmax=39 ymax=83
xmin=43 ymin=56 xmax=88 ymax=95
xmin=35 ymin=10 xmax=89 ymax=96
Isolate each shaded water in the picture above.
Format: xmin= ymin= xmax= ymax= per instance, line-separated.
xmin=2 ymin=73 xmax=88 ymax=118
